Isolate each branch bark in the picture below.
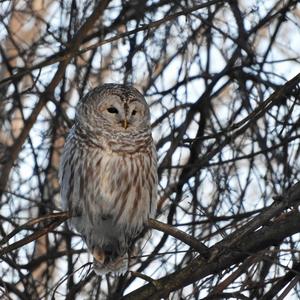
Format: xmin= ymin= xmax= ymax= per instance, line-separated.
xmin=123 ymin=182 xmax=300 ymax=300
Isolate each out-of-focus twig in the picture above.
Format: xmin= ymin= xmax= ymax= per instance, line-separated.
xmin=0 ymin=212 xmax=70 ymax=257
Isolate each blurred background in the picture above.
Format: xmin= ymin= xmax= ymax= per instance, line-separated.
xmin=0 ymin=0 xmax=300 ymax=299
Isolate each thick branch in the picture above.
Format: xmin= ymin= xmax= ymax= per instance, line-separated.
xmin=123 ymin=182 xmax=300 ymax=299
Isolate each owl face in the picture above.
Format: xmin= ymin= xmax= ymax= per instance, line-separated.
xmin=77 ymin=84 xmax=150 ymax=133
xmin=98 ymin=94 xmax=149 ymax=131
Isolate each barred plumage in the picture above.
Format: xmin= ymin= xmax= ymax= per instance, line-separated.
xmin=59 ymin=84 xmax=157 ymax=275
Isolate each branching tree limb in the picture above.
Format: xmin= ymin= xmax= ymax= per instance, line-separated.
xmin=0 ymin=1 xmax=300 ymax=299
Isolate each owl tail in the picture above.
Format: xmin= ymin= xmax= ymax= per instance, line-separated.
xmin=92 ymin=247 xmax=129 ymax=275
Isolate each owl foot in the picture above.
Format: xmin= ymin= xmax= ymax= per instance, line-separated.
xmin=93 ymin=252 xmax=129 ymax=275
xmin=92 ymin=247 xmax=105 ymax=264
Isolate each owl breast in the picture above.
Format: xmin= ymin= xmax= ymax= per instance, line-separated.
xmin=60 ymin=135 xmax=157 ymax=250
xmin=92 ymin=149 xmax=157 ymax=231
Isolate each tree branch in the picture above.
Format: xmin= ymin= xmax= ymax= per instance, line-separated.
xmin=123 ymin=182 xmax=300 ymax=299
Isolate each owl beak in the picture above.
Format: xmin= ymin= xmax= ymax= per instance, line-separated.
xmin=122 ymin=118 xmax=128 ymax=129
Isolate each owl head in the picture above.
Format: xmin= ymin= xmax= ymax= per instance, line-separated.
xmin=75 ymin=84 xmax=151 ymax=135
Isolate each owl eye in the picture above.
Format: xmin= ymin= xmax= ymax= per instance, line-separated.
xmin=132 ymin=110 xmax=137 ymax=116
xmin=107 ymin=107 xmax=118 ymax=114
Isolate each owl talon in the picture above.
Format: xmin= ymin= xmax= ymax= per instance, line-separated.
xmin=92 ymin=247 xmax=105 ymax=264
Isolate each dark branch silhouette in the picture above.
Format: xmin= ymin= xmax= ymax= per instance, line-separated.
xmin=0 ymin=0 xmax=300 ymax=299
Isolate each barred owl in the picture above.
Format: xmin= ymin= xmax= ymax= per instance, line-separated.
xmin=59 ymin=84 xmax=157 ymax=275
